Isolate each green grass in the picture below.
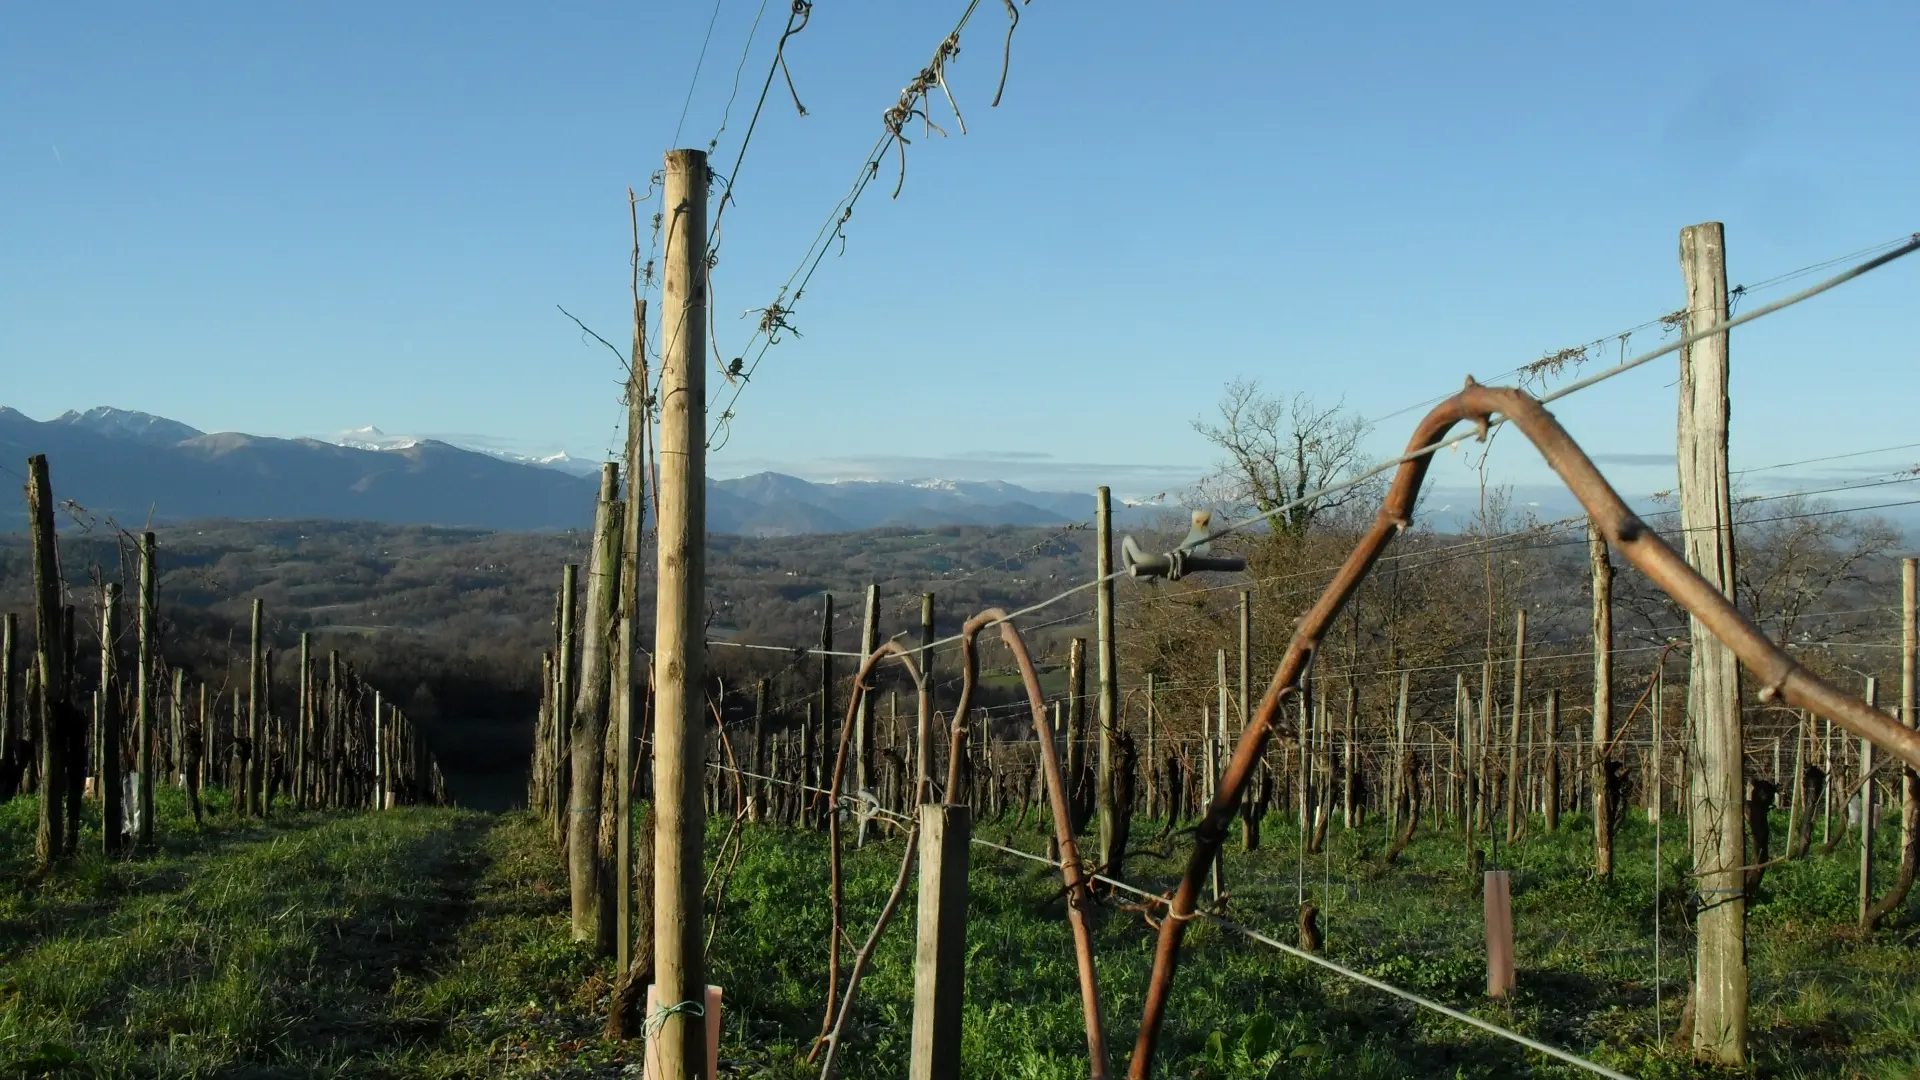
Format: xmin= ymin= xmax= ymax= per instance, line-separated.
xmin=4 ymin=790 xmax=1915 ymax=1078
xmin=710 ymin=808 xmax=1920 ymax=1079
xmin=0 ymin=790 xmax=611 ymax=1078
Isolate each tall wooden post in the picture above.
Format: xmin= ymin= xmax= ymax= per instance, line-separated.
xmin=28 ymin=456 xmax=67 ymax=867
xmin=295 ymin=632 xmax=310 ymax=810
xmin=1239 ymin=589 xmax=1255 ymax=848
xmin=1507 ymin=609 xmax=1526 ymax=843
xmin=1342 ymin=681 xmax=1357 ymax=831
xmin=170 ymin=668 xmax=185 ymax=798
xmin=918 ymin=593 xmax=935 ymax=801
xmin=1679 ymin=221 xmax=1745 ymax=1064
xmin=373 ymin=689 xmax=385 ymax=809
xmin=1544 ymin=689 xmax=1560 ymax=832
xmin=818 ymin=594 xmax=835 ymax=829
xmin=1066 ymin=638 xmax=1089 ymax=831
xmin=246 ymin=598 xmax=263 ymax=816
xmin=1860 ymin=678 xmax=1877 ymax=924
xmin=0 ymin=613 xmax=14 ymax=801
xmin=100 ymin=583 xmax=124 ymax=854
xmin=1095 ymin=487 xmax=1122 ymax=868
xmin=1144 ymin=672 xmax=1158 ymax=819
xmin=616 ymin=284 xmax=649 ymax=974
xmin=555 ymin=564 xmax=578 ymax=845
xmin=1896 ymin=559 xmax=1919 ymax=915
xmin=134 ymin=533 xmax=156 ymax=842
xmin=1392 ymin=671 xmax=1409 ymax=837
xmin=1589 ymin=523 xmax=1615 ymax=876
xmin=855 ymin=583 xmax=879 ymax=846
xmin=1477 ymin=661 xmax=1493 ymax=838
xmin=1873 ymin=559 xmax=1920 ymax=918
xmin=751 ymin=679 xmax=769 ymax=823
xmin=650 ymin=146 xmax=709 ymax=1080
xmin=571 ymin=464 xmax=623 ymax=950
xmin=911 ymin=803 xmax=971 ymax=1080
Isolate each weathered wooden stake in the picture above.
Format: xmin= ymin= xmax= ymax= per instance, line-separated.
xmin=100 ymin=583 xmax=124 ymax=854
xmin=135 ymin=532 xmax=156 ymax=841
xmin=1067 ymin=638 xmax=1089 ymax=831
xmin=247 ymin=598 xmax=264 ymax=816
xmin=910 ymin=803 xmax=970 ymax=1080
xmin=818 ymin=594 xmax=835 ymax=829
xmin=1544 ymin=689 xmax=1560 ymax=832
xmin=1589 ymin=521 xmax=1615 ymax=875
xmin=555 ymin=564 xmax=578 ymax=845
xmin=1859 ymin=677 xmax=1877 ymax=925
xmin=1679 ymin=220 xmax=1746 ymax=1064
xmin=650 ymin=146 xmax=709 ymax=1080
xmin=0 ymin=613 xmax=13 ymax=801
xmin=1506 ymin=610 xmax=1525 ymax=843
xmin=1095 ymin=487 xmax=1122 ymax=868
xmin=28 ymin=456 xmax=67 ymax=867
xmin=570 ymin=464 xmax=623 ymax=951
xmin=917 ymin=593 xmax=935 ymax=801
xmin=855 ymin=583 xmax=879 ymax=846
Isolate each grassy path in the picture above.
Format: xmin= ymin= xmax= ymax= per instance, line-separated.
xmin=0 ymin=794 xmax=616 ymax=1078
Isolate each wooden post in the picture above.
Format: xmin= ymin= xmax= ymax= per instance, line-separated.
xmin=247 ymin=598 xmax=264 ymax=816
xmin=855 ymin=583 xmax=879 ymax=845
xmin=555 ymin=564 xmax=578 ymax=845
xmin=570 ymin=464 xmax=623 ymax=951
xmin=100 ymin=583 xmax=124 ymax=854
xmin=294 ymin=632 xmax=310 ymax=810
xmin=650 ymin=145 xmax=709 ymax=1080
xmin=1477 ymin=661 xmax=1494 ymax=839
xmin=1067 ymin=638 xmax=1089 ymax=831
xmin=1543 ymin=689 xmax=1560 ymax=832
xmin=816 ymin=594 xmax=835 ymax=829
xmin=28 ymin=456 xmax=67 ymax=867
xmin=1 ymin=612 xmax=15 ymax=801
xmin=1143 ymin=672 xmax=1158 ymax=820
xmin=1589 ymin=522 xmax=1615 ymax=876
xmin=910 ymin=803 xmax=970 ymax=1080
xmin=918 ymin=593 xmax=935 ymax=802
xmin=1679 ymin=221 xmax=1746 ymax=1064
xmin=198 ymin=682 xmax=211 ymax=806
xmin=1506 ymin=610 xmax=1525 ymax=843
xmin=1392 ymin=671 xmax=1409 ymax=837
xmin=1860 ymin=677 xmax=1877 ymax=924
xmin=1342 ymin=681 xmax=1357 ymax=832
xmin=133 ymin=532 xmax=156 ymax=842
xmin=1864 ymin=558 xmax=1920 ymax=926
xmin=372 ymin=690 xmax=385 ymax=810
xmin=1892 ymin=558 xmax=1920 ymax=919
xmin=616 ymin=280 xmax=649 ymax=975
xmin=1239 ymin=589 xmax=1257 ymax=848
xmin=1095 ymin=487 xmax=1123 ymax=868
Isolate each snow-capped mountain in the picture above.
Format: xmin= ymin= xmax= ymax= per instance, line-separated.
xmin=334 ymin=425 xmax=419 ymax=451
xmin=330 ymin=426 xmax=600 ymax=477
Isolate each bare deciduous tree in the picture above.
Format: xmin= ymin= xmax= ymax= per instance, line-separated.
xmin=1192 ymin=380 xmax=1374 ymax=538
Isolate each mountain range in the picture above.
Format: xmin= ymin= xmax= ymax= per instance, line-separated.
xmin=0 ymin=407 xmax=1143 ymax=535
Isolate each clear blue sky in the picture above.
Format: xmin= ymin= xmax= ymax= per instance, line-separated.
xmin=4 ymin=1 xmax=1917 ymax=504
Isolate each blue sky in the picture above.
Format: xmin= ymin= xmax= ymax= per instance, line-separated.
xmin=4 ymin=1 xmax=1917 ymax=510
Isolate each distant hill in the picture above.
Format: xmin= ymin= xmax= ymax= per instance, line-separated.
xmin=0 ymin=407 xmax=1153 ymax=535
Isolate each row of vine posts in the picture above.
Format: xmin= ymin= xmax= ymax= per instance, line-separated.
xmin=3 ymin=454 xmax=449 ymax=871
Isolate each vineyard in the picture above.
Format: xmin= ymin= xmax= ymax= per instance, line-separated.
xmin=6 ymin=4 xmax=1920 ymax=1078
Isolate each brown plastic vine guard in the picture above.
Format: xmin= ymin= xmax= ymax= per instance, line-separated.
xmin=1127 ymin=380 xmax=1920 ymax=1077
